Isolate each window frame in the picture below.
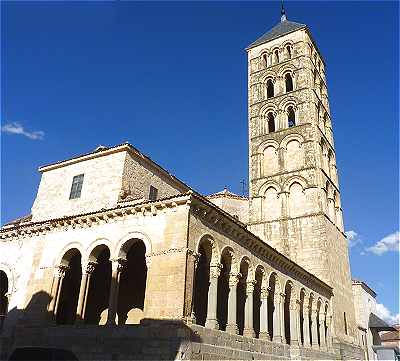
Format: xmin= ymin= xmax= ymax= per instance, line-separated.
xmin=149 ymin=185 xmax=158 ymax=201
xmin=69 ymin=174 xmax=84 ymax=200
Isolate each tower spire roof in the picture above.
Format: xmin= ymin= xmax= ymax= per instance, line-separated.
xmin=246 ymin=3 xmax=306 ymax=50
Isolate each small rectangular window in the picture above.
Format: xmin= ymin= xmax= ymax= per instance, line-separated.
xmin=69 ymin=174 xmax=84 ymax=199
xmin=149 ymin=185 xmax=158 ymax=201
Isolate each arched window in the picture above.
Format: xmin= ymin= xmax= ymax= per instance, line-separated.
xmin=289 ymin=182 xmax=306 ymax=217
xmin=344 ymin=312 xmax=348 ymax=335
xmin=286 ymin=45 xmax=292 ymax=59
xmin=264 ymin=187 xmax=280 ymax=220
xmin=266 ymin=79 xmax=274 ymax=98
xmin=285 ymin=73 xmax=293 ymax=92
xmin=262 ymin=53 xmax=268 ymax=68
xmin=288 ymin=106 xmax=296 ymax=127
xmin=267 ymin=113 xmax=275 ymax=133
xmin=274 ymin=50 xmax=279 ymax=64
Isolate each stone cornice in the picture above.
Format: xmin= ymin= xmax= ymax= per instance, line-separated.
xmin=0 ymin=193 xmax=193 ymax=241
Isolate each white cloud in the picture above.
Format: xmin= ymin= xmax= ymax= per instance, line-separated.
xmin=1 ymin=122 xmax=44 ymax=140
xmin=366 ymin=231 xmax=400 ymax=256
xmin=376 ymin=303 xmax=400 ymax=325
xmin=346 ymin=230 xmax=361 ymax=247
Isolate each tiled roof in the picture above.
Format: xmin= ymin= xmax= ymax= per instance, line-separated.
xmin=207 ymin=188 xmax=248 ymax=201
xmin=369 ymin=313 xmax=397 ymax=331
xmin=247 ymin=19 xmax=306 ymax=50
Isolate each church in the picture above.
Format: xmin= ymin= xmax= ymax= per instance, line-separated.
xmin=0 ymin=8 xmax=390 ymax=361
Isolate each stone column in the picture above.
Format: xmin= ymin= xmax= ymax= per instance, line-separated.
xmin=76 ymin=262 xmax=96 ymax=323
xmin=259 ymin=286 xmax=270 ymax=339
xmin=226 ymin=272 xmax=240 ymax=335
xmin=243 ymin=280 xmax=256 ymax=338
xmin=289 ymin=299 xmax=300 ymax=346
xmin=326 ymin=315 xmax=333 ymax=351
xmin=106 ymin=258 xmax=126 ymax=325
xmin=302 ymin=303 xmax=311 ymax=347
xmin=279 ymin=191 xmax=289 ymax=218
xmin=311 ymin=307 xmax=319 ymax=349
xmin=49 ymin=265 xmax=68 ymax=320
xmin=319 ymin=310 xmax=327 ymax=350
xmin=189 ymin=252 xmax=200 ymax=324
xmin=272 ymin=292 xmax=283 ymax=343
xmin=205 ymin=263 xmax=222 ymax=329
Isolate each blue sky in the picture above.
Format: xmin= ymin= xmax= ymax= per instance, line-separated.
xmin=1 ymin=2 xmax=398 ymax=323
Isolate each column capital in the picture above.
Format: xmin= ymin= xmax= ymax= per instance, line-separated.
xmin=228 ymin=272 xmax=241 ymax=287
xmin=110 ymin=258 xmax=127 ymax=273
xmin=54 ymin=265 xmax=68 ymax=278
xmin=84 ymin=262 xmax=97 ymax=275
xmin=289 ymin=298 xmax=299 ymax=310
xmin=311 ymin=307 xmax=319 ymax=317
xmin=261 ymin=286 xmax=270 ymax=299
xmin=246 ymin=280 xmax=256 ymax=294
xmin=209 ymin=263 xmax=223 ymax=279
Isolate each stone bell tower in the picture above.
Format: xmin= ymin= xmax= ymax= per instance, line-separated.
xmin=246 ymin=8 xmax=359 ymax=350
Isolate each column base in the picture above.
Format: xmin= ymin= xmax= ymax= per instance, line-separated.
xmin=226 ymin=324 xmax=239 ymax=335
xmin=243 ymin=328 xmax=255 ymax=338
xmin=303 ymin=342 xmax=311 ymax=348
xmin=205 ymin=318 xmax=219 ymax=330
xmin=273 ymin=335 xmax=283 ymax=343
xmin=259 ymin=331 xmax=271 ymax=340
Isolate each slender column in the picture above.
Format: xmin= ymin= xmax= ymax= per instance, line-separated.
xmin=76 ymin=262 xmax=96 ymax=323
xmin=50 ymin=266 xmax=68 ymax=320
xmin=226 ymin=272 xmax=240 ymax=335
xmin=326 ymin=315 xmax=333 ymax=351
xmin=272 ymin=292 xmax=283 ymax=343
xmin=189 ymin=252 xmax=200 ymax=324
xmin=319 ymin=310 xmax=327 ymax=350
xmin=302 ymin=303 xmax=311 ymax=347
xmin=280 ymin=293 xmax=285 ymax=343
xmin=106 ymin=258 xmax=126 ymax=325
xmin=311 ymin=307 xmax=319 ymax=349
xmin=289 ymin=299 xmax=300 ymax=346
xmin=205 ymin=263 xmax=222 ymax=329
xmin=259 ymin=287 xmax=270 ymax=339
xmin=243 ymin=280 xmax=256 ymax=338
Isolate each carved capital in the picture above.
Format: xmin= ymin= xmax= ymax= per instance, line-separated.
xmin=209 ymin=263 xmax=223 ymax=279
xmin=261 ymin=286 xmax=270 ymax=299
xmin=85 ymin=262 xmax=97 ymax=275
xmin=54 ymin=265 xmax=68 ymax=278
xmin=111 ymin=258 xmax=127 ymax=273
xmin=289 ymin=298 xmax=299 ymax=311
xmin=246 ymin=280 xmax=256 ymax=294
xmin=228 ymin=272 xmax=241 ymax=287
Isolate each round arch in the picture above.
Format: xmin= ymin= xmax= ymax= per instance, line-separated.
xmin=55 ymin=243 xmax=84 ymax=267
xmin=114 ymin=231 xmax=152 ymax=260
xmin=283 ymin=175 xmax=308 ymax=193
xmin=196 ymin=234 xmax=220 ymax=265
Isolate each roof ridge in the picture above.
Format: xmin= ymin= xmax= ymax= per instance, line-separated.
xmin=247 ymin=19 xmax=307 ymax=50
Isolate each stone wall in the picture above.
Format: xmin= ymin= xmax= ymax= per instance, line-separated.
xmin=3 ymin=321 xmax=344 ymax=361
xmin=31 ymin=151 xmax=127 ymax=221
xmin=121 ymin=150 xmax=188 ymax=202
